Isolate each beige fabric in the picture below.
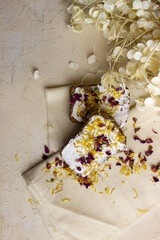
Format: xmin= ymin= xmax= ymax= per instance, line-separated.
xmin=24 ymin=85 xmax=160 ymax=240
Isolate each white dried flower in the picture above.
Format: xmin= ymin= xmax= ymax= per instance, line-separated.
xmin=101 ymin=71 xmax=122 ymax=88
xmin=33 ymin=70 xmax=39 ymax=80
xmin=69 ymin=62 xmax=79 ymax=71
xmin=144 ymin=97 xmax=156 ymax=107
xmin=87 ymin=55 xmax=97 ymax=64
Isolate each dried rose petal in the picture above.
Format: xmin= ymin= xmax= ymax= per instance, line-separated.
xmin=140 ymin=155 xmax=147 ymax=164
xmin=44 ymin=145 xmax=50 ymax=154
xmin=125 ymin=156 xmax=131 ymax=163
xmin=70 ymin=93 xmax=82 ymax=104
xmin=129 ymin=159 xmax=134 ymax=169
xmin=92 ymin=92 xmax=97 ymax=96
xmin=97 ymin=135 xmax=104 ymax=139
xmin=124 ymin=150 xmax=134 ymax=155
xmin=96 ymin=147 xmax=102 ymax=152
xmin=94 ymin=140 xmax=101 ymax=150
xmin=135 ymin=127 xmax=141 ymax=133
xmin=76 ymin=157 xmax=86 ymax=165
xmin=108 ymin=97 xmax=115 ymax=103
xmin=151 ymin=166 xmax=158 ymax=173
xmin=86 ymin=159 xmax=91 ymax=164
xmin=116 ymin=162 xmax=121 ymax=166
xmin=153 ymin=176 xmax=159 ymax=182
xmin=116 ymin=87 xmax=122 ymax=91
xmin=102 ymin=96 xmax=107 ymax=102
xmin=109 ymin=165 xmax=111 ymax=170
xmin=46 ymin=162 xmax=51 ymax=169
xmin=152 ymin=129 xmax=158 ymax=134
xmin=133 ymin=117 xmax=137 ymax=122
xmin=77 ymin=166 xmax=81 ymax=171
xmin=145 ymin=138 xmax=153 ymax=143
xmin=133 ymin=135 xmax=141 ymax=141
xmin=88 ymin=152 xmax=94 ymax=160
xmin=98 ymin=124 xmax=105 ymax=127
xmin=141 ymin=140 xmax=146 ymax=144
xmin=119 ymin=156 xmax=124 ymax=162
xmin=42 ymin=154 xmax=49 ymax=160
xmin=106 ymin=151 xmax=111 ymax=155
xmin=55 ymin=157 xmax=63 ymax=167
xmin=138 ymin=152 xmax=141 ymax=158
xmin=145 ymin=150 xmax=153 ymax=156
xmin=63 ymin=161 xmax=69 ymax=168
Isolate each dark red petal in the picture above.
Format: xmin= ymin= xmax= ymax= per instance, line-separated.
xmin=106 ymin=151 xmax=111 ymax=155
xmin=77 ymin=166 xmax=81 ymax=171
xmin=145 ymin=138 xmax=153 ymax=143
xmin=46 ymin=162 xmax=51 ymax=169
xmin=44 ymin=145 xmax=50 ymax=154
xmin=145 ymin=150 xmax=153 ymax=156
xmin=135 ymin=127 xmax=141 ymax=133
xmin=152 ymin=129 xmax=158 ymax=134
xmin=102 ymin=96 xmax=107 ymax=102
xmin=42 ymin=154 xmax=49 ymax=160
xmin=88 ymin=152 xmax=94 ymax=160
xmin=133 ymin=117 xmax=137 ymax=122
xmin=108 ymin=97 xmax=115 ymax=103
xmin=125 ymin=156 xmax=131 ymax=163
xmin=153 ymin=176 xmax=159 ymax=182
xmin=116 ymin=162 xmax=121 ymax=166
xmin=151 ymin=166 xmax=158 ymax=173
xmin=98 ymin=124 xmax=105 ymax=127
xmin=133 ymin=135 xmax=141 ymax=141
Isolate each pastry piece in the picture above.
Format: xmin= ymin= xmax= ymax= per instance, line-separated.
xmin=70 ymin=84 xmax=130 ymax=128
xmin=61 ymin=110 xmax=126 ymax=176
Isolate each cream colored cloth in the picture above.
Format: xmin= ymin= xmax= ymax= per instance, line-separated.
xmin=24 ymin=86 xmax=160 ymax=240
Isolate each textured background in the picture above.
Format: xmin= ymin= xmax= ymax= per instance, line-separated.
xmin=0 ymin=1 xmax=160 ymax=240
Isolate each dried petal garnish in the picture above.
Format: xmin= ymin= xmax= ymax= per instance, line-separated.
xmin=133 ymin=135 xmax=153 ymax=144
xmin=151 ymin=165 xmax=158 ymax=173
xmin=133 ymin=117 xmax=137 ymax=123
xmin=145 ymin=138 xmax=153 ymax=143
xmin=42 ymin=154 xmax=49 ymax=160
xmin=153 ymin=176 xmax=159 ymax=182
xmin=44 ymin=145 xmax=50 ymax=154
xmin=70 ymin=93 xmax=82 ymax=104
xmin=102 ymin=96 xmax=107 ymax=102
xmin=106 ymin=151 xmax=111 ymax=155
xmin=108 ymin=97 xmax=119 ymax=106
xmin=145 ymin=149 xmax=153 ymax=156
xmin=46 ymin=162 xmax=51 ymax=169
xmin=88 ymin=152 xmax=94 ymax=160
xmin=77 ymin=166 xmax=81 ymax=171
xmin=152 ymin=129 xmax=158 ymax=134
xmin=135 ymin=127 xmax=141 ymax=133
xmin=116 ymin=162 xmax=121 ymax=166
xmin=98 ymin=124 xmax=105 ymax=127
xmin=55 ymin=157 xmax=63 ymax=167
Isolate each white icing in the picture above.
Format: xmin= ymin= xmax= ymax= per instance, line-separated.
xmin=71 ymin=84 xmax=130 ymax=128
xmin=62 ymin=115 xmax=126 ymax=176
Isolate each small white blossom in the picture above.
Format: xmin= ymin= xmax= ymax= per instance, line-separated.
xmin=87 ymin=55 xmax=97 ymax=64
xmin=33 ymin=70 xmax=39 ymax=80
xmin=69 ymin=62 xmax=79 ymax=71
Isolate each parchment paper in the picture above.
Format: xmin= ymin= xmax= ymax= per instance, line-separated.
xmin=24 ymin=85 xmax=160 ymax=240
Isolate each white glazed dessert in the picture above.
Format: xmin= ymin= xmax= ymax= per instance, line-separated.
xmin=61 ymin=111 xmax=126 ymax=177
xmin=70 ymin=84 xmax=130 ymax=128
